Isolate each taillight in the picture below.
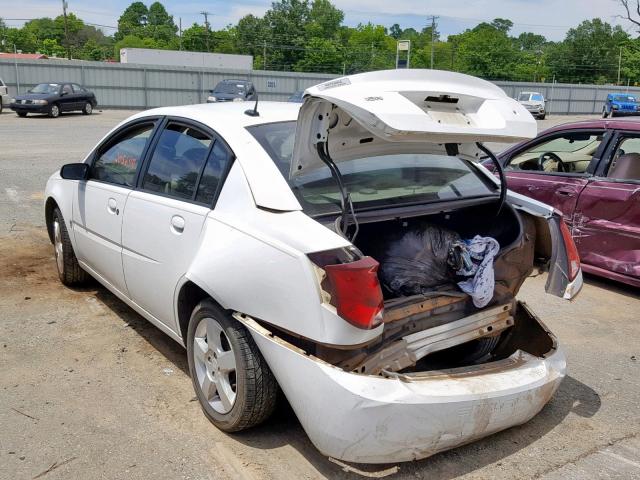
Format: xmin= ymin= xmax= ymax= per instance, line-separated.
xmin=324 ymin=257 xmax=384 ymax=329
xmin=560 ymin=219 xmax=580 ymax=281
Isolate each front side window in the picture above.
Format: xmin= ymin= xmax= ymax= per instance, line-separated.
xmin=507 ymin=131 xmax=603 ymax=174
xmin=607 ymin=136 xmax=640 ymax=181
xmin=72 ymin=84 xmax=84 ymax=93
xmin=62 ymin=84 xmax=72 ymax=95
xmin=142 ymin=123 xmax=212 ymax=200
xmin=248 ymin=122 xmax=497 ymax=216
xmin=92 ymin=123 xmax=155 ymax=186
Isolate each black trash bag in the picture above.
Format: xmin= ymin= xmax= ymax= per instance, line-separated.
xmin=380 ymin=224 xmax=461 ymax=296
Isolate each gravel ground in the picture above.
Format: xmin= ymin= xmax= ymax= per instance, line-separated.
xmin=1 ymin=108 xmax=639 ymax=480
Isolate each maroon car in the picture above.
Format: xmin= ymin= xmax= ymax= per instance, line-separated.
xmin=498 ymin=118 xmax=640 ymax=288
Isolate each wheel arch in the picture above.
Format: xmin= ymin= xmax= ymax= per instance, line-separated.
xmin=45 ymin=196 xmax=59 ymax=244
xmin=175 ymin=278 xmax=228 ymax=346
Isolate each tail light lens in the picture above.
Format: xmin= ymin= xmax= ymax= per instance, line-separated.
xmin=560 ymin=219 xmax=580 ymax=281
xmin=308 ymin=249 xmax=384 ymax=330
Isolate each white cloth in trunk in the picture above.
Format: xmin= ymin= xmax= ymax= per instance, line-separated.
xmin=455 ymin=235 xmax=500 ymax=308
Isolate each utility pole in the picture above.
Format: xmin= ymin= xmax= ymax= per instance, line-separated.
xmin=618 ymin=46 xmax=623 ymax=85
xmin=62 ymin=0 xmax=70 ymax=59
xmin=200 ymin=11 xmax=212 ymax=52
xmin=179 ymin=17 xmax=182 ymax=51
xmin=428 ymin=15 xmax=439 ymax=69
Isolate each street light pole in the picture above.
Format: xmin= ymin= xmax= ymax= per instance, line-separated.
xmin=62 ymin=0 xmax=70 ymax=59
xmin=428 ymin=15 xmax=439 ymax=69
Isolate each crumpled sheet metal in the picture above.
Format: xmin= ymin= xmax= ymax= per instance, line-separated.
xmin=240 ymin=316 xmax=566 ymax=464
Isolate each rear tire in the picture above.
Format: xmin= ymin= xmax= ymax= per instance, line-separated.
xmin=52 ymin=208 xmax=89 ymax=286
xmin=48 ymin=104 xmax=60 ymax=118
xmin=82 ymin=102 xmax=93 ymax=115
xmin=17 ymin=112 xmax=27 ymax=118
xmin=187 ymin=300 xmax=277 ymax=432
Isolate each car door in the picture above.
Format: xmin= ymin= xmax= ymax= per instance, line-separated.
xmin=73 ymin=120 xmax=158 ymax=294
xmin=71 ymin=83 xmax=87 ymax=109
xmin=121 ymin=119 xmax=234 ymax=329
xmin=58 ymin=83 xmax=75 ymax=111
xmin=572 ymin=130 xmax=640 ymax=283
xmin=502 ymin=129 xmax=609 ymax=228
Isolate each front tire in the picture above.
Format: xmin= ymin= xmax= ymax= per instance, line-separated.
xmin=52 ymin=208 xmax=89 ymax=286
xmin=49 ymin=104 xmax=60 ymax=118
xmin=187 ymin=300 xmax=277 ymax=432
xmin=602 ymin=108 xmax=608 ymax=118
xmin=82 ymin=102 xmax=93 ymax=115
xmin=17 ymin=111 xmax=27 ymax=117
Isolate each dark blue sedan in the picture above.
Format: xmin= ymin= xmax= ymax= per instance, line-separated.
xmin=602 ymin=93 xmax=640 ymax=118
xmin=10 ymin=82 xmax=97 ymax=118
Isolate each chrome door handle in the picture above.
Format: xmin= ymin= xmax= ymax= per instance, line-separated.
xmin=107 ymin=198 xmax=119 ymax=215
xmin=170 ymin=215 xmax=185 ymax=234
xmin=527 ymin=185 xmax=539 ymax=192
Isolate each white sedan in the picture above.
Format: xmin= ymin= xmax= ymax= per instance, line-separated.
xmin=44 ymin=70 xmax=581 ymax=464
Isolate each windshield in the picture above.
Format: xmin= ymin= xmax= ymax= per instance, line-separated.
xmin=613 ymin=95 xmax=637 ymax=103
xmin=531 ymin=94 xmax=543 ymax=101
xmin=248 ymin=121 xmax=497 ymax=216
xmin=518 ymin=93 xmax=531 ymax=101
xmin=213 ymin=82 xmax=246 ymax=94
xmin=29 ymin=83 xmax=60 ymax=94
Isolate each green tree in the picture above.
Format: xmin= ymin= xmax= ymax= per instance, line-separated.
xmin=345 ymin=23 xmax=395 ymax=73
xmin=306 ymin=0 xmax=343 ymax=39
xmin=547 ymin=19 xmax=628 ymax=83
xmin=116 ymin=2 xmax=149 ymax=41
xmin=263 ymin=0 xmax=311 ymax=69
xmin=146 ymin=2 xmax=177 ymax=42
xmin=295 ymin=37 xmax=342 ymax=72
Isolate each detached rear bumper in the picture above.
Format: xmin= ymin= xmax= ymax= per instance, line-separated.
xmin=239 ymin=304 xmax=565 ymax=464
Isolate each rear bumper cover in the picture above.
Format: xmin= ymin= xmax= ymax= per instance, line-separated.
xmin=239 ymin=306 xmax=566 ymax=464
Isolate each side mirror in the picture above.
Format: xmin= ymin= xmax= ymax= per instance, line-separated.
xmin=60 ymin=163 xmax=89 ymax=180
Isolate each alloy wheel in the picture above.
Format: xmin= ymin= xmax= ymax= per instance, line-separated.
xmin=53 ymin=219 xmax=64 ymax=274
xmin=193 ymin=317 xmax=237 ymax=414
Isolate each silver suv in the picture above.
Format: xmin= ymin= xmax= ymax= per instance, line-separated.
xmin=517 ymin=91 xmax=546 ymax=119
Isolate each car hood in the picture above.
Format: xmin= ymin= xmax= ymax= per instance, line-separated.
xmin=519 ymin=100 xmax=544 ymax=106
xmin=15 ymin=92 xmax=55 ymax=101
xmin=211 ymin=92 xmax=244 ymax=100
xmin=290 ymin=69 xmax=537 ymax=177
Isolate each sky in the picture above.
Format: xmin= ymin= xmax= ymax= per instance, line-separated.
xmin=1 ymin=0 xmax=634 ymax=41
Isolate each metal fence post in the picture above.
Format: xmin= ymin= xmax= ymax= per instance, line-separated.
xmin=81 ymin=64 xmax=85 ymax=86
xmin=566 ymin=86 xmax=572 ymax=115
xmin=143 ymin=68 xmax=148 ymax=109
xmin=592 ymin=88 xmax=598 ymax=115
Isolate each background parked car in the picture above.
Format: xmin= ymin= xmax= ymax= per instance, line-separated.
xmin=287 ymin=90 xmax=304 ymax=103
xmin=517 ymin=91 xmax=546 ymax=119
xmin=206 ymin=79 xmax=257 ymax=103
xmin=499 ymin=118 xmax=640 ymax=287
xmin=602 ymin=93 xmax=640 ymax=117
xmin=0 ymin=77 xmax=14 ymax=114
xmin=10 ymin=82 xmax=97 ymax=118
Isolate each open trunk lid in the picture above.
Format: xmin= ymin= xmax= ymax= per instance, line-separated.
xmin=291 ymin=69 xmax=537 ymax=177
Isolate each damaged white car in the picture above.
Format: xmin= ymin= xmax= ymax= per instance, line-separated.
xmin=44 ymin=69 xmax=582 ymax=464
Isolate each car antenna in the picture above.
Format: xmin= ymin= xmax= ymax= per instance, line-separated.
xmin=244 ymin=93 xmax=259 ymax=117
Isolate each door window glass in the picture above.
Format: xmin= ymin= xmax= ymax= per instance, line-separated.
xmin=92 ymin=123 xmax=155 ymax=186
xmin=62 ymin=84 xmax=72 ymax=95
xmin=142 ymin=123 xmax=212 ymax=200
xmin=195 ymin=140 xmax=233 ymax=205
xmin=507 ymin=132 xmax=603 ymax=173
xmin=607 ymin=136 xmax=640 ymax=181
xmin=72 ymin=84 xmax=84 ymax=93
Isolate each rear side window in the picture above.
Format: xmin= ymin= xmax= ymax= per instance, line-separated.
xmin=72 ymin=84 xmax=84 ymax=93
xmin=142 ymin=123 xmax=212 ymax=200
xmin=195 ymin=140 xmax=233 ymax=205
xmin=92 ymin=123 xmax=155 ymax=186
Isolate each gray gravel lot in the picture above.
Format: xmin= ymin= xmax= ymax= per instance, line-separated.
xmin=0 ymin=108 xmax=639 ymax=479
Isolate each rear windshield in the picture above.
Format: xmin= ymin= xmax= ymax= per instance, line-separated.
xmin=248 ymin=121 xmax=497 ymax=216
xmin=214 ymin=82 xmax=246 ymax=94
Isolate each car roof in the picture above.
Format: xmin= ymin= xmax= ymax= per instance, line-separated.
xmin=219 ymin=79 xmax=252 ymax=83
xmin=541 ymin=117 xmax=640 ymax=135
xmin=130 ymin=101 xmax=299 ymax=130
xmin=519 ymin=91 xmax=541 ymax=94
